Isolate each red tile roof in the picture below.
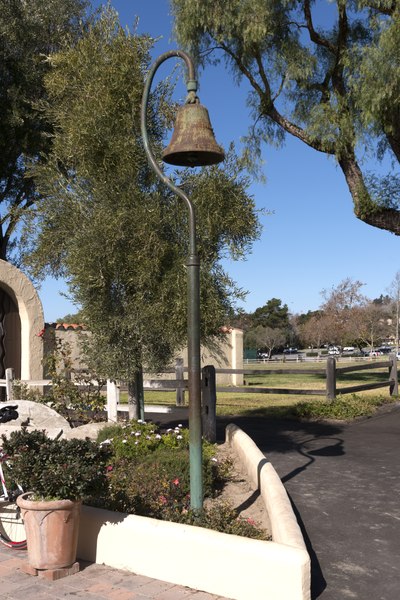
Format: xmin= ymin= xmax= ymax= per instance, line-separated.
xmin=45 ymin=323 xmax=87 ymax=331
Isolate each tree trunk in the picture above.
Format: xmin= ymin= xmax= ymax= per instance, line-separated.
xmin=339 ymin=153 xmax=400 ymax=235
xmin=127 ymin=366 xmax=144 ymax=421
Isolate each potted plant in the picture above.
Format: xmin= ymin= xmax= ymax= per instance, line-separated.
xmin=2 ymin=429 xmax=111 ymax=578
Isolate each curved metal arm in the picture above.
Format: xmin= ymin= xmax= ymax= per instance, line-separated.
xmin=140 ymin=50 xmax=198 ymax=257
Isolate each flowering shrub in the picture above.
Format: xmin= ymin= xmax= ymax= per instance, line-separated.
xmin=96 ymin=419 xmax=267 ymax=539
xmin=98 ymin=420 xmax=190 ymax=459
xmin=104 ymin=450 xmax=191 ymax=517
xmin=178 ymin=501 xmax=269 ymax=540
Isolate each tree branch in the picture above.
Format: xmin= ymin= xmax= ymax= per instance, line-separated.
xmin=339 ymin=152 xmax=400 ymax=235
xmin=304 ymin=0 xmax=336 ymax=53
xmin=220 ymin=42 xmax=336 ymax=155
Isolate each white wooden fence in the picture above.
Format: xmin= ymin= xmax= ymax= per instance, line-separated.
xmin=0 ymin=362 xmax=189 ymax=423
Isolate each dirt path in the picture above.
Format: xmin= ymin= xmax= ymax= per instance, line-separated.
xmin=207 ymin=443 xmax=271 ymax=537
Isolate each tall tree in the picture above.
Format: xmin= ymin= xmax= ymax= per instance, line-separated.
xmin=0 ymin=0 xmax=89 ymax=261
xmin=320 ymin=278 xmax=367 ymax=345
xmin=22 ymin=8 xmax=260 ymax=417
xmin=251 ymin=298 xmax=290 ymax=330
xmin=172 ymin=0 xmax=400 ymax=235
xmin=246 ymin=325 xmax=286 ymax=359
xmin=352 ymin=302 xmax=390 ymax=349
xmin=296 ymin=312 xmax=328 ymax=350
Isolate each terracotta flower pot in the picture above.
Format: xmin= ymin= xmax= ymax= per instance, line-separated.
xmin=17 ymin=492 xmax=81 ymax=570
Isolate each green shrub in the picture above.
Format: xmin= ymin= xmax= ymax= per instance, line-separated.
xmin=97 ymin=420 xmax=266 ymax=539
xmin=105 ymin=450 xmax=190 ymax=517
xmin=103 ymin=442 xmax=225 ymax=516
xmin=98 ymin=420 xmax=191 ymax=460
xmin=97 ymin=420 xmax=233 ymax=521
xmin=179 ymin=501 xmax=270 ymax=540
xmin=2 ymin=428 xmax=112 ymax=501
xmin=293 ymin=394 xmax=392 ymax=420
xmin=102 ymin=453 xmax=266 ymax=539
xmin=13 ymin=337 xmax=106 ymax=424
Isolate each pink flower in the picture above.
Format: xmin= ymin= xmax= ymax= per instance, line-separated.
xmin=159 ymin=495 xmax=168 ymax=505
xmin=106 ymin=465 xmax=113 ymax=472
xmin=172 ymin=478 xmax=180 ymax=486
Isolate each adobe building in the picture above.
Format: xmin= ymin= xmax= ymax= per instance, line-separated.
xmin=0 ymin=260 xmax=243 ymax=386
xmin=0 ymin=260 xmax=45 ymax=385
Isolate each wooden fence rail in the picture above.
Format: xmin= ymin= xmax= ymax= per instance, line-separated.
xmin=1 ymin=355 xmax=397 ymax=430
xmin=214 ymin=355 xmax=398 ymax=401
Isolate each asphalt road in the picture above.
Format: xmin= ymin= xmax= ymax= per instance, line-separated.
xmin=217 ymin=407 xmax=400 ymax=600
xmin=154 ymin=404 xmax=400 ymax=600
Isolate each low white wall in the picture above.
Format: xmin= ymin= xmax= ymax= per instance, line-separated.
xmin=78 ymin=425 xmax=311 ymax=600
xmin=79 ymin=507 xmax=307 ymax=600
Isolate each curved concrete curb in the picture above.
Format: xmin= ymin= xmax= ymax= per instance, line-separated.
xmin=226 ymin=423 xmax=308 ymax=550
xmin=78 ymin=424 xmax=310 ymax=600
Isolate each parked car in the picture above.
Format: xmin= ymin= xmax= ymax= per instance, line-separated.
xmin=342 ymin=347 xmax=355 ymax=354
xmin=328 ymin=347 xmax=340 ymax=355
xmin=368 ymin=350 xmax=383 ymax=357
xmin=377 ymin=346 xmax=392 ymax=354
xmin=283 ymin=347 xmax=298 ymax=354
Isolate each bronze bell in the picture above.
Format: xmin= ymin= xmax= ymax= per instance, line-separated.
xmin=162 ymin=102 xmax=225 ymax=167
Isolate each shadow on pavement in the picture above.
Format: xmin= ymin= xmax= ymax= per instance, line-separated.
xmin=288 ymin=494 xmax=327 ymax=599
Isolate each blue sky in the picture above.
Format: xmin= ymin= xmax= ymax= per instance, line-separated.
xmin=40 ymin=0 xmax=399 ymax=322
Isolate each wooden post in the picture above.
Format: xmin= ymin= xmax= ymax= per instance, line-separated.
xmin=326 ymin=357 xmax=336 ymax=401
xmin=202 ymin=365 xmax=216 ymax=443
xmin=389 ymin=354 xmax=398 ymax=396
xmin=106 ymin=380 xmax=119 ymax=422
xmin=175 ymin=358 xmax=185 ymax=406
xmin=5 ymin=368 xmax=14 ymax=402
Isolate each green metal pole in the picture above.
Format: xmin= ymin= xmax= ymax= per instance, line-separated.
xmin=140 ymin=51 xmax=203 ymax=510
xmin=186 ymin=249 xmax=203 ymax=510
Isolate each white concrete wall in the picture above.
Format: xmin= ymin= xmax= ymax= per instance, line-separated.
xmin=177 ymin=328 xmax=244 ymax=385
xmin=77 ymin=424 xmax=311 ymax=600
xmin=78 ymin=507 xmax=308 ymax=600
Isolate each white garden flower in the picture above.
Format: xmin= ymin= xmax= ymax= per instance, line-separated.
xmin=100 ymin=439 xmax=112 ymax=445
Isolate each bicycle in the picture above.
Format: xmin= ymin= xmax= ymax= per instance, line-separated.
xmin=0 ymin=405 xmax=26 ymax=549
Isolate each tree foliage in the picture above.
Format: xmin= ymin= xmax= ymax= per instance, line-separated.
xmin=0 ymin=0 xmax=90 ymax=261
xmin=251 ymin=298 xmax=290 ymax=330
xmin=22 ymin=8 xmax=260 ymax=397
xmin=172 ymin=0 xmax=400 ymax=235
xmin=245 ymin=325 xmax=286 ymax=359
xmin=295 ymin=277 xmax=392 ymax=348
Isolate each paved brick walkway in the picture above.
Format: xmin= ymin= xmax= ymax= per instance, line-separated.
xmin=0 ymin=543 xmax=230 ymax=600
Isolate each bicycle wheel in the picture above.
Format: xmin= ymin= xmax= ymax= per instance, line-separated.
xmin=0 ymin=501 xmax=26 ymax=549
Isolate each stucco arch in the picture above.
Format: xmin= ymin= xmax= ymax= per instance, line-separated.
xmin=0 ymin=260 xmax=44 ymax=380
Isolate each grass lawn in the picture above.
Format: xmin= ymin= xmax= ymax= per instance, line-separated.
xmin=119 ymin=359 xmax=399 ymax=419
